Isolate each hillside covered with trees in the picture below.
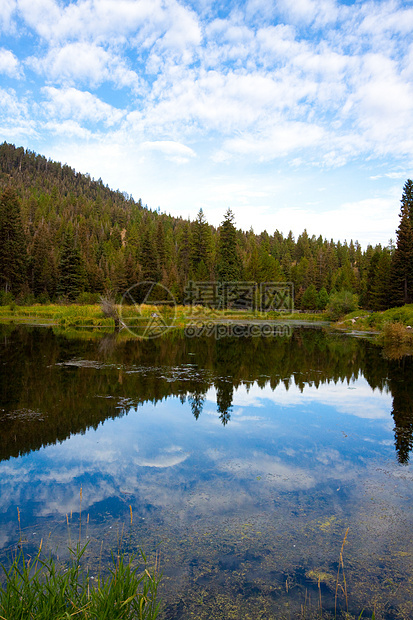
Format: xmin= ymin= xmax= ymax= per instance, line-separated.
xmin=0 ymin=142 xmax=412 ymax=311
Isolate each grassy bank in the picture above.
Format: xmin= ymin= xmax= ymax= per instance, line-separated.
xmin=335 ymin=304 xmax=413 ymax=358
xmin=0 ymin=303 xmax=327 ymax=329
xmin=336 ymin=304 xmax=413 ymax=332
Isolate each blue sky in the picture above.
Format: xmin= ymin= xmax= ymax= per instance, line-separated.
xmin=1 ymin=0 xmax=413 ymax=246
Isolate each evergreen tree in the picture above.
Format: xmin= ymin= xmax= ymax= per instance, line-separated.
xmin=140 ymin=224 xmax=159 ymax=282
xmin=317 ymin=287 xmax=329 ymax=310
xmin=401 ymin=179 xmax=413 ymax=224
xmin=391 ymin=183 xmax=413 ymax=306
xmin=0 ymin=187 xmax=27 ymax=295
xmin=370 ymin=249 xmax=392 ymax=310
xmin=30 ymin=222 xmax=56 ymax=299
xmin=57 ymin=227 xmax=86 ymax=301
xmin=156 ymin=218 xmax=166 ymax=272
xmin=191 ymin=209 xmax=212 ymax=279
xmin=244 ymin=233 xmax=259 ymax=281
xmin=301 ymin=284 xmax=318 ymax=310
xmin=217 ymin=209 xmax=241 ymax=281
xmin=177 ymin=221 xmax=192 ymax=284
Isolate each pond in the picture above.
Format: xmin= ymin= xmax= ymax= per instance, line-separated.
xmin=1 ymin=324 xmax=413 ymax=619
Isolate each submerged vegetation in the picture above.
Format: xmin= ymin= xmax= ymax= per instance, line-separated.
xmin=0 ymin=514 xmax=377 ymax=620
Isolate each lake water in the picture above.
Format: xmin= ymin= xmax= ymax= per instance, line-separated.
xmin=1 ymin=324 xmax=413 ymax=619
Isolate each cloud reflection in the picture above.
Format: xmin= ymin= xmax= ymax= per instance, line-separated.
xmin=0 ymin=373 xmax=397 ymax=550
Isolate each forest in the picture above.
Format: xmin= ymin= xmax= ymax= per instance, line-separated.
xmin=0 ymin=141 xmax=412 ymax=311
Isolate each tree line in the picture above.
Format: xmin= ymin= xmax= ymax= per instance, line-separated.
xmin=0 ymin=141 xmax=412 ymax=310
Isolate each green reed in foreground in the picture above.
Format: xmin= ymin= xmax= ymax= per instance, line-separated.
xmin=0 ymin=541 xmax=161 ymax=620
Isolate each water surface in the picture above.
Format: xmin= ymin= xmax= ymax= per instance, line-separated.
xmin=1 ymin=325 xmax=413 ymax=619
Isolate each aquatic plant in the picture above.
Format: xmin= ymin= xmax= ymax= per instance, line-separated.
xmin=0 ymin=542 xmax=161 ymax=620
xmin=0 ymin=500 xmax=161 ymax=620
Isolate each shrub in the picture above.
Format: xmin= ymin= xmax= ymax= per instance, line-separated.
xmin=0 ymin=291 xmax=14 ymax=306
xmin=382 ymin=321 xmax=413 ymax=344
xmin=328 ymin=290 xmax=358 ymax=320
xmin=317 ymin=287 xmax=330 ymax=311
xmin=77 ymin=291 xmax=101 ymax=305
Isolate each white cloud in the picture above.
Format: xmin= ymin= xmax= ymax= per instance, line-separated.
xmin=133 ymin=452 xmax=189 ymax=468
xmin=141 ymin=140 xmax=196 ymax=163
xmin=276 ymin=0 xmax=339 ymax=26
xmin=0 ymin=48 xmax=21 ymax=78
xmin=42 ymin=86 xmax=124 ymax=126
xmin=264 ymin=197 xmax=399 ymax=247
xmin=17 ymin=0 xmax=62 ymax=39
xmin=44 ymin=119 xmax=92 ymax=139
xmin=219 ymin=121 xmax=326 ymax=161
xmin=358 ymin=2 xmax=413 ymax=37
xmin=0 ymin=0 xmax=17 ymax=32
xmin=206 ymin=378 xmax=392 ymax=422
xmin=17 ymin=0 xmax=201 ymax=62
xmin=159 ymin=1 xmax=201 ymax=51
xmin=220 ymin=452 xmax=316 ymax=490
xmin=28 ymin=42 xmax=142 ymax=90
xmin=0 ymin=88 xmax=37 ymax=140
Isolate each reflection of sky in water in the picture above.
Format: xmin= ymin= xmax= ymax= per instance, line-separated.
xmin=0 ymin=376 xmax=401 ymax=549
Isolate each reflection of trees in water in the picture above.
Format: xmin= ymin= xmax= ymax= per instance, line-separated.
xmin=1 ymin=325 xmax=413 ymax=462
xmin=387 ymin=356 xmax=413 ymax=464
xmin=216 ymin=380 xmax=233 ymax=426
xmin=188 ymin=389 xmax=205 ymax=420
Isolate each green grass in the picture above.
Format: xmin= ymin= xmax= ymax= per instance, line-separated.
xmin=336 ymin=304 xmax=413 ymax=331
xmin=0 ymin=541 xmax=161 ymax=620
xmin=0 ymin=304 xmax=111 ymax=327
xmin=0 ymin=302 xmax=328 ymax=328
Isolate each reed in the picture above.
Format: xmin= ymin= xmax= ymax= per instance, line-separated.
xmin=335 ymin=527 xmax=349 ymax=617
xmin=0 ymin=499 xmax=161 ymax=620
xmin=0 ymin=543 xmax=161 ymax=620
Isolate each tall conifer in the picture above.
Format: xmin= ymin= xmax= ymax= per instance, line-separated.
xmin=217 ymin=209 xmax=241 ymax=281
xmin=391 ymin=180 xmax=413 ymax=306
xmin=0 ymin=187 xmax=27 ymax=295
xmin=57 ymin=226 xmax=86 ymax=301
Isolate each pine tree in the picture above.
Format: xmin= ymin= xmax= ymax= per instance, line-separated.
xmin=191 ymin=209 xmax=212 ymax=279
xmin=370 ymin=249 xmax=392 ymax=310
xmin=217 ymin=209 xmax=241 ymax=281
xmin=57 ymin=227 xmax=86 ymax=301
xmin=177 ymin=221 xmax=192 ymax=285
xmin=30 ymin=222 xmax=57 ymax=299
xmin=0 ymin=187 xmax=27 ymax=295
xmin=401 ymin=179 xmax=413 ymax=224
xmin=301 ymin=284 xmax=318 ymax=310
xmin=391 ymin=181 xmax=413 ymax=306
xmin=140 ymin=224 xmax=159 ymax=282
